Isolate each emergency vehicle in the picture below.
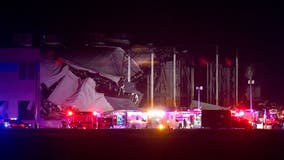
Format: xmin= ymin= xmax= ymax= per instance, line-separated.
xmin=146 ymin=110 xmax=167 ymax=129
xmin=166 ymin=109 xmax=201 ymax=129
xmin=230 ymin=109 xmax=255 ymax=129
xmin=126 ymin=110 xmax=148 ymax=129
xmin=98 ymin=110 xmax=148 ymax=129
xmin=263 ymin=109 xmax=283 ymax=129
xmin=62 ymin=110 xmax=99 ymax=129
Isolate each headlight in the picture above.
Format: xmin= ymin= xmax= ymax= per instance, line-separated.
xmin=158 ymin=124 xmax=164 ymax=130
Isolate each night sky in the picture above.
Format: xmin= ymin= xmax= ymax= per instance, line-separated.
xmin=0 ymin=2 xmax=284 ymax=102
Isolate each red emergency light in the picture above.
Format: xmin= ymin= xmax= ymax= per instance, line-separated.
xmin=230 ymin=110 xmax=236 ymax=113
xmin=231 ymin=110 xmax=245 ymax=117
xmin=93 ymin=111 xmax=98 ymax=116
xmin=239 ymin=111 xmax=245 ymax=116
xmin=67 ymin=111 xmax=73 ymax=116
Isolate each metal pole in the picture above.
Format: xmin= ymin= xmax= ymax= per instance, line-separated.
xmin=34 ymin=60 xmax=40 ymax=129
xmin=216 ymin=46 xmax=219 ymax=106
xmin=191 ymin=68 xmax=194 ymax=100
xmin=147 ymin=74 xmax=150 ymax=106
xmin=263 ymin=109 xmax=266 ymax=129
xmin=206 ymin=63 xmax=209 ymax=103
xmin=150 ymin=52 xmax=154 ymax=109
xmin=127 ymin=55 xmax=131 ymax=82
xmin=173 ymin=52 xmax=176 ymax=108
xmin=250 ymin=81 xmax=253 ymax=112
xmin=210 ymin=63 xmax=212 ymax=103
xmin=236 ymin=50 xmax=239 ymax=106
xmin=198 ymin=89 xmax=200 ymax=110
xmin=227 ymin=68 xmax=230 ymax=106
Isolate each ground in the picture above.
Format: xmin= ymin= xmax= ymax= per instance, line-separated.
xmin=0 ymin=129 xmax=283 ymax=159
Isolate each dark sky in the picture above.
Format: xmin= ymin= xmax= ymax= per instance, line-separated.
xmin=1 ymin=2 xmax=284 ymax=102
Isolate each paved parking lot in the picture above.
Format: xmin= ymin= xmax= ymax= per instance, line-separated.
xmin=0 ymin=129 xmax=283 ymax=160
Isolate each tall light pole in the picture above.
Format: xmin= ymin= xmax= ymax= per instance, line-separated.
xmin=127 ymin=54 xmax=131 ymax=82
xmin=248 ymin=79 xmax=255 ymax=112
xmin=196 ymin=86 xmax=203 ymax=110
xmin=34 ymin=59 xmax=40 ymax=129
xmin=216 ymin=46 xmax=219 ymax=106
xmin=206 ymin=63 xmax=209 ymax=103
xmin=173 ymin=51 xmax=177 ymax=108
xmin=235 ymin=49 xmax=239 ymax=107
xmin=150 ymin=52 xmax=154 ymax=109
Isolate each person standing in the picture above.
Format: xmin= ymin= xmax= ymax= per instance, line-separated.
xmin=183 ymin=119 xmax=187 ymax=129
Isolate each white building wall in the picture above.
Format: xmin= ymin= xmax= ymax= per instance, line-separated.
xmin=0 ymin=48 xmax=40 ymax=118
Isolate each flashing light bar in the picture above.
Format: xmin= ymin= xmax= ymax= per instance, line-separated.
xmin=93 ymin=111 xmax=98 ymax=116
xmin=231 ymin=110 xmax=236 ymax=114
xmin=147 ymin=110 xmax=166 ymax=117
xmin=239 ymin=111 xmax=245 ymax=116
xmin=193 ymin=108 xmax=201 ymax=112
xmin=127 ymin=111 xmax=146 ymax=117
xmin=4 ymin=122 xmax=9 ymax=128
xmin=231 ymin=110 xmax=245 ymax=117
xmin=67 ymin=111 xmax=73 ymax=116
xmin=158 ymin=124 xmax=164 ymax=130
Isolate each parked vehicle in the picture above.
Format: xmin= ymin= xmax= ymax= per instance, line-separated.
xmin=97 ymin=117 xmax=114 ymax=129
xmin=230 ymin=109 xmax=255 ymax=129
xmin=62 ymin=110 xmax=99 ymax=129
xmin=1 ymin=118 xmax=32 ymax=129
xmin=264 ymin=109 xmax=283 ymax=129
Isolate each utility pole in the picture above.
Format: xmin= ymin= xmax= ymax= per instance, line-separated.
xmin=210 ymin=63 xmax=213 ymax=104
xmin=173 ymin=50 xmax=177 ymax=108
xmin=227 ymin=67 xmax=230 ymax=107
xmin=235 ymin=49 xmax=239 ymax=107
xmin=191 ymin=67 xmax=194 ymax=100
xmin=127 ymin=54 xmax=131 ymax=82
xmin=150 ymin=52 xmax=154 ymax=109
xmin=196 ymin=86 xmax=203 ymax=110
xmin=248 ymin=79 xmax=255 ymax=112
xmin=206 ymin=63 xmax=209 ymax=103
xmin=125 ymin=52 xmax=131 ymax=125
xmin=216 ymin=46 xmax=219 ymax=106
xmin=34 ymin=59 xmax=40 ymax=129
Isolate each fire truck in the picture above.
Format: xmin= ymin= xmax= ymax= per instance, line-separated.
xmin=98 ymin=110 xmax=127 ymax=129
xmin=146 ymin=110 xmax=167 ymax=129
xmin=126 ymin=110 xmax=148 ymax=129
xmin=230 ymin=108 xmax=284 ymax=129
xmin=98 ymin=110 xmax=148 ymax=129
xmin=167 ymin=109 xmax=201 ymax=129
xmin=263 ymin=109 xmax=283 ymax=129
xmin=62 ymin=110 xmax=99 ymax=129
xmin=230 ymin=109 xmax=256 ymax=129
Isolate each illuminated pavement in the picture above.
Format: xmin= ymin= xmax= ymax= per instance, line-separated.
xmin=0 ymin=129 xmax=283 ymax=159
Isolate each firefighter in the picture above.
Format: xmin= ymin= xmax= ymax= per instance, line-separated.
xmin=183 ymin=119 xmax=187 ymax=129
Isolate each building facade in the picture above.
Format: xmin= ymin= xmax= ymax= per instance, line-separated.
xmin=0 ymin=48 xmax=40 ymax=119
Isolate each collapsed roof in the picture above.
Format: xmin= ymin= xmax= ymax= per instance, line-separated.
xmin=40 ymin=46 xmax=143 ymax=115
xmin=59 ymin=46 xmax=142 ymax=78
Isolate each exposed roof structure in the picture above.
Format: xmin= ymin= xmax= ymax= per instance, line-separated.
xmin=40 ymin=46 xmax=143 ymax=117
xmin=59 ymin=46 xmax=142 ymax=78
